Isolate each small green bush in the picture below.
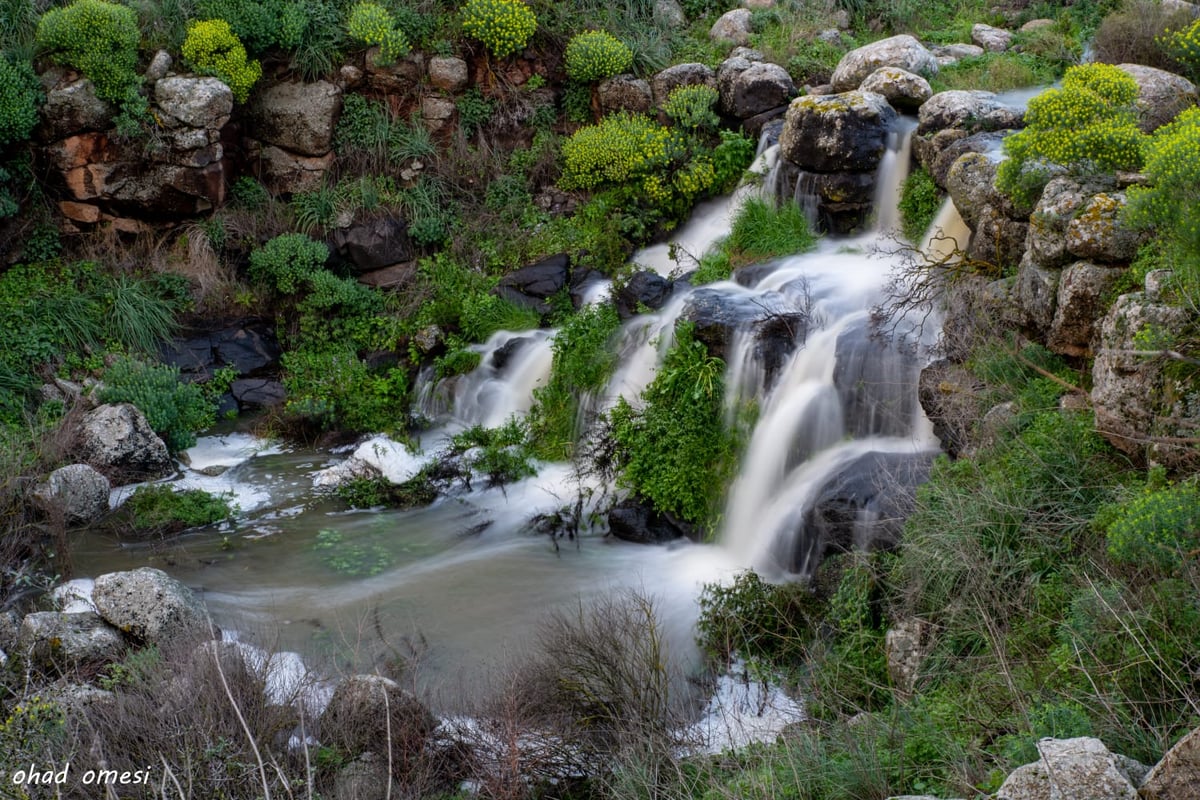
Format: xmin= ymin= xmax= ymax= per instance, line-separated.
xmin=35 ymin=0 xmax=139 ymax=102
xmin=460 ymin=0 xmax=537 ymax=58
xmin=449 ymin=419 xmax=537 ymax=486
xmin=697 ymin=569 xmax=822 ymax=666
xmin=195 ymin=0 xmax=281 ymax=53
xmin=564 ymin=30 xmax=633 ymax=83
xmin=1103 ymin=480 xmax=1200 ymax=571
xmin=248 ymin=233 xmax=328 ymax=294
xmin=0 ymin=56 xmax=40 ymax=147
xmin=347 ymin=1 xmax=409 ymax=63
xmin=182 ymin=19 xmax=262 ymax=103
xmin=282 ymin=346 xmax=408 ymax=433
xmin=727 ymin=196 xmax=818 ymax=261
xmin=97 ymin=358 xmax=216 ymax=452
xmin=898 ymin=167 xmax=942 ymax=242
xmin=996 ymin=63 xmax=1145 ymax=207
xmin=661 ymin=84 xmax=719 ymax=132
xmin=1163 ymin=16 xmax=1200 ymax=82
xmin=560 ymin=113 xmax=671 ymax=190
xmin=123 ymin=484 xmax=237 ymax=534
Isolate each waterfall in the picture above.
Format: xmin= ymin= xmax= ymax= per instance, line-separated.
xmin=920 ymin=197 xmax=971 ymax=262
xmin=873 ymin=117 xmax=918 ymax=235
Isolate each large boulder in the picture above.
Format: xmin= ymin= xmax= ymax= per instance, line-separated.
xmin=1026 ymin=177 xmax=1095 ymax=269
xmin=1141 ymin=724 xmax=1200 ymax=799
xmin=967 ymin=205 xmax=1027 ymax=271
xmin=17 ymin=611 xmax=126 ymax=671
xmin=1117 ymin=63 xmax=1198 ymax=133
xmin=248 ymin=80 xmax=342 ymax=157
xmin=972 ymin=23 xmax=1013 ymax=52
xmin=916 ymin=90 xmax=1023 ymax=135
xmin=1013 ymin=254 xmax=1062 ymax=336
xmin=616 ymin=270 xmax=673 ymax=319
xmin=155 ymin=76 xmax=233 ymax=131
xmin=858 ymin=66 xmax=932 ymax=112
xmin=724 ymin=62 xmax=796 ymax=119
xmin=38 ymin=77 xmax=114 ymax=141
xmin=710 ymin=8 xmax=753 ymax=46
xmin=247 ymin=140 xmax=335 ymax=195
xmin=995 ymin=737 xmax=1139 ymax=800
xmin=331 ymin=215 xmax=414 ymax=273
xmin=920 ymin=130 xmax=1007 ymax=189
xmin=33 ymin=464 xmax=111 ymax=526
xmin=1065 ymin=192 xmax=1141 ymax=264
xmin=319 ymin=674 xmax=437 ymax=767
xmin=496 ymin=253 xmax=570 ymax=314
xmin=779 ymin=91 xmax=896 ymax=173
xmin=76 ymin=403 xmax=173 ymax=483
xmin=830 ymin=35 xmax=938 ymax=93
xmin=651 ymin=63 xmax=717 ymax=105
xmin=608 ymin=496 xmax=698 ymax=543
xmin=598 ymin=74 xmax=654 ymax=115
xmin=91 ymin=567 xmax=214 ymax=650
xmin=1047 ymin=261 xmax=1127 ymax=357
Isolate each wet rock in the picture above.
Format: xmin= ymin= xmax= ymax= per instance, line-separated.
xmin=616 ymin=271 xmax=673 ymax=319
xmin=920 ymin=130 xmax=1006 ymax=190
xmin=830 ymin=35 xmax=938 ymax=93
xmin=231 ymin=379 xmax=286 ymax=409
xmin=598 ymin=74 xmax=654 ymax=115
xmin=428 ymin=56 xmax=469 ymax=92
xmin=1047 ymin=262 xmax=1128 ymax=357
xmin=331 ymin=215 xmax=413 ymax=273
xmin=972 ymin=23 xmax=1013 ymax=52
xmin=918 ymin=360 xmax=986 ymax=458
xmin=967 ymin=205 xmax=1027 ymax=272
xmin=496 ymin=253 xmax=570 ymax=314
xmin=779 ymin=91 xmax=896 ymax=173
xmin=33 ymin=464 xmax=111 ymax=526
xmin=724 ymin=62 xmax=797 ymax=119
xmin=249 ymin=80 xmax=341 ymax=157
xmin=1065 ymin=192 xmax=1140 ymax=264
xmin=858 ymin=66 xmax=932 ymax=112
xmin=680 ymin=287 xmax=806 ymax=365
xmin=77 ymin=403 xmax=173 ymax=484
xmin=92 ymin=567 xmax=215 ymax=650
xmin=996 ymin=737 xmax=1139 ymax=800
xmin=833 ymin=324 xmax=921 ymax=438
xmin=651 ymin=63 xmax=717 ymax=106
xmin=1013 ymin=254 xmax=1062 ymax=336
xmin=1117 ymin=63 xmax=1198 ymax=133
xmin=155 ymin=76 xmax=233 ymax=131
xmin=944 ymin=151 xmax=996 ymax=229
xmin=608 ymin=497 xmax=698 ymax=543
xmin=18 ymin=611 xmax=126 ymax=671
xmin=917 ymin=89 xmax=1023 ymax=136
xmin=710 ymin=8 xmax=753 ymax=47
xmin=320 ymin=674 xmax=437 ymax=767
xmin=1141 ymin=724 xmax=1200 ymax=799
xmin=38 ymin=78 xmax=113 ymax=141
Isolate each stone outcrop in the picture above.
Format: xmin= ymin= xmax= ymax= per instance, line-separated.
xmin=598 ymin=74 xmax=654 ymax=114
xmin=1064 ymin=192 xmax=1141 ymax=264
xmin=160 ymin=320 xmax=282 ymax=383
xmin=1117 ymin=63 xmax=1198 ymax=133
xmin=428 ymin=56 xmax=469 ymax=92
xmin=319 ymin=674 xmax=437 ymax=766
xmin=971 ymin=23 xmax=1013 ymax=52
xmin=331 ymin=215 xmax=414 ymax=273
xmin=1141 ymin=724 xmax=1200 ymax=799
xmin=17 ymin=611 xmax=126 ymax=671
xmin=91 ymin=567 xmax=215 ymax=650
xmin=33 ymin=464 xmax=111 ymax=526
xmin=37 ymin=76 xmax=113 ymax=141
xmin=76 ymin=404 xmax=173 ymax=483
xmin=829 ymin=35 xmax=938 ymax=92
xmin=496 ymin=253 xmax=570 ymax=314
xmin=246 ymin=80 xmax=341 ymax=194
xmin=1046 ymin=261 xmax=1127 ymax=357
xmin=680 ymin=287 xmax=807 ymax=379
xmin=616 ymin=270 xmax=674 ymax=319
xmin=996 ymin=737 xmax=1140 ymax=800
xmin=717 ymin=60 xmax=797 ymax=119
xmin=858 ymin=66 xmax=932 ymax=112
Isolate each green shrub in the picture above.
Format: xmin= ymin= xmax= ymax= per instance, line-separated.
xmin=182 ymin=19 xmax=262 ymax=103
xmin=294 ymin=269 xmax=386 ymax=350
xmin=459 ymin=291 xmax=540 ymax=341
xmin=1102 ymin=480 xmax=1200 ymax=571
xmin=347 ymin=1 xmax=409 ymax=63
xmin=898 ymin=167 xmax=942 ymax=242
xmin=661 ymin=84 xmax=719 ymax=132
xmin=456 ymin=88 xmax=495 ymax=137
xmin=996 ymin=63 xmax=1145 ymax=207
xmin=0 ymin=56 xmax=40 ymax=147
xmin=1092 ymin=0 xmax=1191 ymax=72
xmin=560 ymin=113 xmax=672 ymax=190
xmin=697 ymin=569 xmax=822 ymax=667
xmin=461 ymin=0 xmax=537 ymax=58
xmin=564 ymin=30 xmax=633 ymax=83
xmin=609 ymin=323 xmax=738 ymax=531
xmin=1162 ymin=15 xmax=1200 ymax=82
xmin=97 ymin=358 xmax=216 ymax=452
xmin=35 ymin=0 xmax=139 ymax=102
xmin=248 ymin=233 xmax=328 ymax=294
xmin=449 ymin=419 xmax=537 ymax=485
xmin=336 ymin=470 xmax=438 ymax=509
xmin=727 ymin=196 xmax=818 ymax=261
xmin=281 ymin=346 xmax=408 ymax=432
xmin=123 ymin=484 xmax=237 ymax=534
xmin=195 ymin=0 xmax=282 ymax=54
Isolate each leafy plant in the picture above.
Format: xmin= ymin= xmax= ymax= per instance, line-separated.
xmin=456 ymin=88 xmax=495 ymax=137
xmin=727 ymin=196 xmax=818 ymax=262
xmin=565 ymin=29 xmax=633 ymax=82
xmin=182 ymin=18 xmax=262 ymax=103
xmin=697 ymin=570 xmax=822 ymax=666
xmin=461 ymin=0 xmax=537 ymax=58
xmin=347 ymin=1 xmax=409 ymax=64
xmin=97 ymin=358 xmax=216 ymax=452
xmin=449 ymin=418 xmax=537 ymax=485
xmin=122 ymin=484 xmax=237 ymax=535
xmin=35 ymin=0 xmax=140 ymax=102
xmin=0 ymin=56 xmax=40 ymax=147
xmin=661 ymin=84 xmax=719 ymax=132
xmin=248 ymin=233 xmax=328 ymax=295
xmin=898 ymin=167 xmax=942 ymax=242
xmin=1102 ymin=480 xmax=1200 ymax=571
xmin=281 ymin=346 xmax=408 ymax=433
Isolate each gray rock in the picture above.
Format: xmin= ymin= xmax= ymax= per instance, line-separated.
xmin=725 ymin=62 xmax=797 ymax=119
xmin=421 ymin=95 xmax=455 ymax=131
xmin=1145 ymin=269 xmax=1174 ymax=302
xmin=651 ymin=63 xmax=717 ymax=106
xmin=248 ymin=140 xmax=335 ymax=195
xmin=249 ymin=80 xmax=342 ymax=156
xmin=333 ymin=754 xmax=396 ymax=800
xmin=76 ymin=403 xmax=173 ymax=483
xmin=885 ymin=619 xmax=932 ymax=696
xmin=18 ymin=611 xmax=126 ymax=671
xmin=917 ymin=89 xmax=1023 ymax=135
xmin=830 ymin=35 xmax=938 ymax=93
xmin=918 ymin=360 xmax=986 ymax=458
xmin=92 ymin=567 xmax=215 ymax=650
xmin=967 ymin=205 xmax=1027 ymax=272
xmin=1065 ymin=192 xmax=1141 ymax=263
xmin=33 ymin=464 xmax=111 ymax=526
xmin=995 ymin=737 xmax=1138 ymax=800
xmin=918 ymin=129 xmax=1006 ymax=189
xmin=1020 ymin=19 xmax=1055 ymax=32
xmin=1013 ymin=254 xmax=1062 ymax=335
xmin=859 ymin=66 xmax=932 ymax=112
xmin=145 ymin=50 xmax=172 ymax=82
xmin=598 ymin=74 xmax=654 ymax=115
xmin=710 ymin=8 xmax=754 ymax=47
xmin=0 ymin=610 xmax=19 ymax=652
xmin=1027 ymin=177 xmax=1093 ymax=269
xmin=155 ymin=76 xmax=234 ymax=130
xmin=1141 ymin=724 xmax=1200 ymax=799
xmin=653 ymin=0 xmax=686 ymax=28
xmin=945 ymin=151 xmax=997 ymax=229
xmin=231 ymin=379 xmax=286 ymax=409
xmin=972 ymin=23 xmax=1013 ymax=52
xmin=1047 ymin=261 xmax=1127 ymax=357
xmin=779 ymin=91 xmax=896 ymax=173
xmin=428 ymin=56 xmax=469 ymax=92
xmin=39 ymin=78 xmax=114 ymax=140
xmin=932 ymin=42 xmax=985 ymax=61
xmin=1117 ymin=63 xmax=1198 ymax=133
xmin=320 ymin=674 xmax=437 ymax=766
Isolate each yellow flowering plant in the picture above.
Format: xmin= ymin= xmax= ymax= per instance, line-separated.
xmin=35 ymin=0 xmax=140 ymax=102
xmin=182 ymin=19 xmax=262 ymax=103
xmin=564 ymin=30 xmax=633 ymax=83
xmin=461 ymin=0 xmax=536 ymax=59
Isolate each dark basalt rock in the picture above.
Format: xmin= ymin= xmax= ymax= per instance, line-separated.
xmin=496 ymin=253 xmax=571 ymax=314
xmin=331 ymin=215 xmax=413 ymax=273
xmin=608 ymin=497 xmax=698 ymax=544
xmin=616 ymin=270 xmax=673 ymax=319
xmin=161 ymin=321 xmax=281 ymax=382
xmin=680 ymin=288 xmax=807 ymax=383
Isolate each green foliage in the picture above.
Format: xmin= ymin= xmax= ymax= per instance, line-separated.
xmin=248 ymin=233 xmax=328 ymax=295
xmin=336 ymin=470 xmax=438 ymax=509
xmin=562 ymin=82 xmax=592 ymax=123
xmin=182 ymin=19 xmax=262 ymax=103
xmin=0 ymin=56 xmax=40 ymax=148
xmin=449 ymin=418 xmax=537 ymax=485
xmin=347 ymin=1 xmax=409 ymax=64
xmin=281 ymin=346 xmax=408 ymax=433
xmin=898 ymin=167 xmax=942 ymax=242
xmin=784 ymin=37 xmax=845 ymax=86
xmin=997 ymin=63 xmax=1146 ymax=207
xmin=930 ymin=51 xmax=1062 ymax=94
xmin=123 ymin=484 xmax=237 ymax=534
xmin=661 ymin=84 xmax=719 ymax=132
xmin=609 ymin=323 xmax=738 ymax=531
xmin=313 ymin=528 xmax=393 ymax=576
xmin=96 ymin=359 xmax=212 ymax=452
xmin=528 ymin=302 xmax=621 ymax=458
xmin=564 ymin=29 xmax=633 ymax=83
xmin=98 ymin=645 xmax=162 ymax=690
xmin=560 ymin=113 xmax=672 ymax=191
xmin=460 ymin=0 xmax=537 ymax=58
xmin=0 ymin=0 xmax=39 ymax=56
xmin=691 ymin=247 xmax=732 ymax=285
xmin=456 ymin=88 xmax=495 ymax=137
xmin=35 ymin=0 xmax=140 ymax=102
xmin=230 ymin=175 xmax=270 ymax=209
xmin=1102 ymin=480 xmax=1200 ymax=571
xmin=696 ymin=570 xmax=822 ymax=667
xmin=458 ymin=291 xmax=540 ymax=342
xmin=196 ymin=0 xmax=342 ymax=78
xmin=295 ymin=269 xmax=386 ymax=350
xmin=1163 ymin=16 xmax=1200 ymax=82
xmin=727 ymin=196 xmax=818 ymax=262
xmin=195 ymin=0 xmax=283 ymax=53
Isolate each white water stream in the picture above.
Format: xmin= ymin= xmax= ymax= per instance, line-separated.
xmin=72 ymin=119 xmax=953 ymax=745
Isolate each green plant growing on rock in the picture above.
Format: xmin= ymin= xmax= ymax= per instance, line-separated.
xmin=461 ymin=0 xmax=537 ymax=59
xmin=35 ymin=0 xmax=140 ymax=102
xmin=97 ymin=358 xmax=216 ymax=452
xmin=726 ymin=196 xmax=817 ymax=263
xmin=182 ymin=19 xmax=262 ymax=103
xmin=282 ymin=346 xmax=408 ymax=433
xmin=0 ymin=56 xmax=40 ymax=148
xmin=996 ymin=63 xmax=1145 ymax=208
xmin=347 ymin=1 xmax=409 ymax=64
xmin=561 ymin=112 xmax=672 ymax=190
xmin=898 ymin=166 xmax=942 ymax=242
xmin=565 ymin=30 xmax=633 ymax=83
xmin=662 ymin=84 xmax=719 ymax=133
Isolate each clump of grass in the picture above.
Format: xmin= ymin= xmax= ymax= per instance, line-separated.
xmin=726 ymin=196 xmax=818 ymax=264
xmin=119 ymin=483 xmax=237 ymax=536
